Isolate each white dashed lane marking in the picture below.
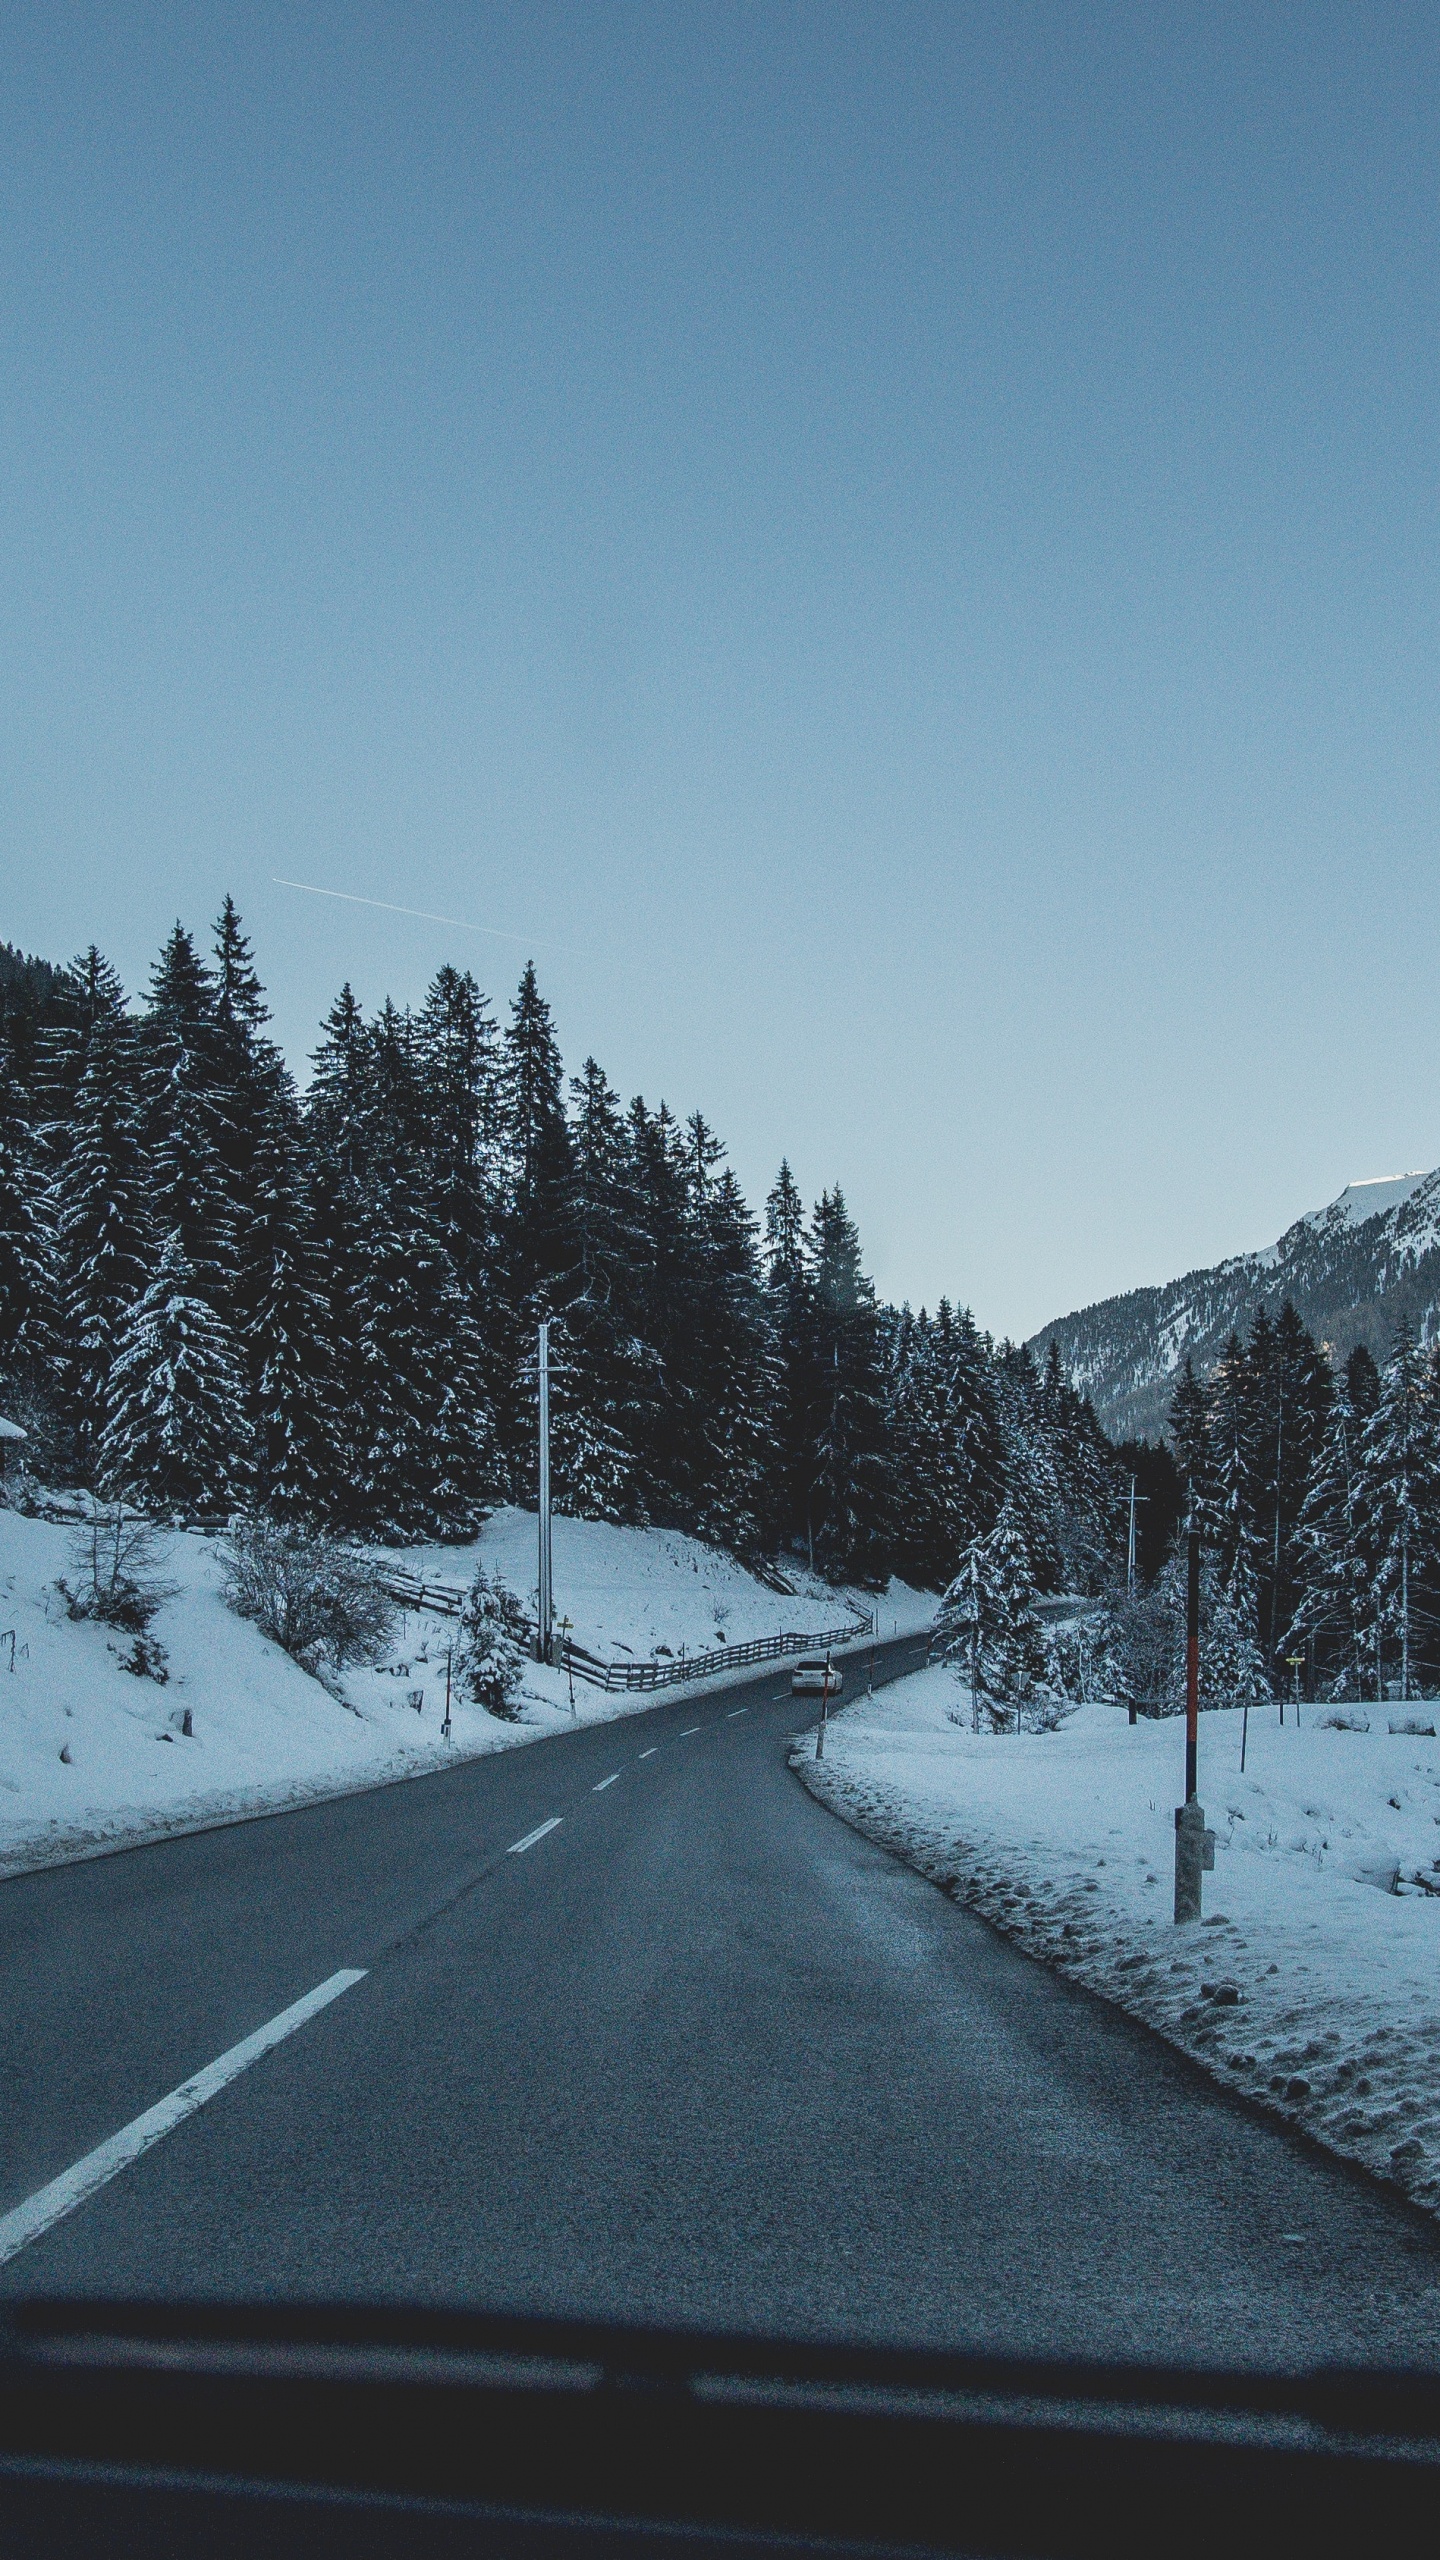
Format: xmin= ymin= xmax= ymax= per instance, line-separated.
xmin=680 ymin=1727 xmax=701 ymax=1737
xmin=0 ymin=1969 xmax=367 ymax=2271
xmin=593 ymin=1774 xmax=619 ymax=1792
xmin=508 ymin=1818 xmax=563 ymax=1854
xmin=638 ymin=1748 xmax=658 ymax=1760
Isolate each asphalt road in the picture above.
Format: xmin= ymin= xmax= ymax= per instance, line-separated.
xmin=3 ymin=1632 xmax=1440 ymax=2366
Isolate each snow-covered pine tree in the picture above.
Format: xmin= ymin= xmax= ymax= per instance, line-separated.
xmin=344 ymin=1203 xmax=497 ymax=1539
xmin=1356 ymin=1320 xmax=1440 ymax=1703
xmin=690 ymin=1167 xmax=776 ymax=1554
xmin=501 ymin=964 xmax=574 ymax=1306
xmin=555 ymin=1056 xmax=647 ymax=1519
xmin=1202 ymin=1541 xmax=1271 ymax=1705
xmin=937 ymin=1495 xmax=1047 ymax=1727
xmin=139 ymin=924 xmax=236 ymax=1320
xmin=240 ymin=1115 xmax=334 ymax=1516
xmin=1248 ymin=1301 xmax=1332 ymax=1672
xmin=0 ymin=1059 xmax=53 ymax=1391
xmin=1167 ymin=1356 xmax=1213 ymax=1520
xmin=98 ymin=1233 xmax=252 ymax=1516
xmin=1207 ymin=1332 xmax=1260 ymax=1589
xmin=51 ymin=1011 xmax=151 ymax=1477
xmin=457 ymin=1563 xmax=528 ymax=1716
xmin=762 ymin=1160 xmax=813 ymax=1555
xmin=416 ymin=964 xmax=503 ymax=1285
xmin=23 ymin=947 xmax=119 ymax=1166
xmin=806 ymin=1187 xmax=891 ymax=1582
xmin=1290 ymin=1375 xmax=1368 ymax=1695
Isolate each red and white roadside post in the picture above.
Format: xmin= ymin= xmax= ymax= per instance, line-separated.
xmin=1174 ymin=1527 xmax=1216 ymax=1922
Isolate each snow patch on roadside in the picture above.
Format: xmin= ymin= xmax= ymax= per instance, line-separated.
xmin=795 ymin=1666 xmax=1440 ymax=2219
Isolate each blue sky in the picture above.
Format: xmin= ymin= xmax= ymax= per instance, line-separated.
xmin=4 ymin=3 xmax=1438 ymax=1339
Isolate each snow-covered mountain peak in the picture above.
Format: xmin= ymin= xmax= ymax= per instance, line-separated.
xmin=1032 ymin=1161 xmax=1440 ymax=1441
xmin=1303 ymin=1171 xmax=1430 ymax=1231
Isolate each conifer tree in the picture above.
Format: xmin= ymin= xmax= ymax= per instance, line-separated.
xmin=99 ymin=1234 xmax=251 ymax=1515
xmin=501 ymin=963 xmax=574 ymax=1306
xmin=1291 ymin=1376 xmax=1368 ymax=1694
xmin=1167 ymin=1357 xmax=1213 ymax=1517
xmin=51 ymin=1012 xmax=151 ymax=1475
xmin=805 ymin=1187 xmax=891 ymax=1580
xmin=344 ymin=1205 xmax=497 ymax=1539
xmin=0 ymin=1061 xmax=52 ymax=1388
xmin=140 ymin=924 xmax=235 ymax=1316
xmin=1356 ymin=1321 xmax=1440 ymax=1703
xmin=938 ymin=1496 xmax=1046 ymax=1724
xmin=241 ymin=1119 xmax=333 ymax=1515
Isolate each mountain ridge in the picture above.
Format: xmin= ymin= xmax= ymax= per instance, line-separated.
xmin=1029 ymin=1167 xmax=1440 ymax=1443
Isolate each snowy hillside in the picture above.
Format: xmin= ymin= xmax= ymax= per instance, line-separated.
xmin=802 ymin=1669 xmax=1440 ymax=2221
xmin=1030 ymin=1167 xmax=1440 ymax=1440
xmin=0 ymin=1508 xmax=930 ymax=1877
xmin=379 ymin=1509 xmax=922 ymax=1656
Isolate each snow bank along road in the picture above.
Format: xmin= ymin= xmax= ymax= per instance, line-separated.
xmin=3 ymin=1634 xmax=1440 ymax=2366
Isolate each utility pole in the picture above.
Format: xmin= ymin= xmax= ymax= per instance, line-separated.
xmin=1125 ymin=1479 xmax=1150 ymax=1596
xmin=970 ymin=1551 xmax=981 ymax=1735
xmin=1174 ymin=1521 xmax=1214 ymax=1922
xmin=536 ymin=1319 xmax=553 ymax=1665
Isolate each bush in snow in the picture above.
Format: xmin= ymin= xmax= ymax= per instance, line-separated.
xmin=219 ymin=1515 xmax=395 ymax=1673
xmin=58 ymin=1501 xmax=176 ymax=1634
xmin=457 ymin=1564 xmax=528 ymax=1718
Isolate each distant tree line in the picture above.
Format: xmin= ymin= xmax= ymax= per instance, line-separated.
xmin=0 ymin=916 xmax=1123 ymax=1593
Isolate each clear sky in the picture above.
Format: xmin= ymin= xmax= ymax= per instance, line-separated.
xmin=4 ymin=3 xmax=1438 ymax=1341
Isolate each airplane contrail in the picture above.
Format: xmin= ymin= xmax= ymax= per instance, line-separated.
xmin=272 ymin=877 xmax=567 ymax=953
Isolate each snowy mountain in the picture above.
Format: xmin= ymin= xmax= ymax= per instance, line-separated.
xmin=1030 ymin=1168 xmax=1440 ymax=1442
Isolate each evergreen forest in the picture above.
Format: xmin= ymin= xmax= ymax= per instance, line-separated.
xmin=0 ymin=914 xmax=1120 ymax=1596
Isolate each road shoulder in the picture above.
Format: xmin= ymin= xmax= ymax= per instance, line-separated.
xmin=793 ymin=1665 xmax=1440 ymax=2228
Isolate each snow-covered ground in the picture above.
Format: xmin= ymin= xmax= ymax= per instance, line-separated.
xmin=0 ymin=1507 xmax=931 ymax=1878
xmin=380 ymin=1508 xmax=927 ymax=1658
xmin=798 ymin=1667 xmax=1440 ymax=2220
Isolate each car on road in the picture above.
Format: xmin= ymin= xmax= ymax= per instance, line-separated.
xmin=791 ymin=1658 xmax=842 ymax=1696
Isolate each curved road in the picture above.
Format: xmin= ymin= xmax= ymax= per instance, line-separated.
xmin=2 ymin=1635 xmax=1439 ymax=2364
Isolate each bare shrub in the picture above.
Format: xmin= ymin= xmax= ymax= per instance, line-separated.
xmin=219 ymin=1516 xmax=395 ymax=1672
xmin=58 ymin=1502 xmax=176 ymax=1634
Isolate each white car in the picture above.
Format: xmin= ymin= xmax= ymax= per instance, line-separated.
xmin=791 ymin=1658 xmax=843 ymax=1696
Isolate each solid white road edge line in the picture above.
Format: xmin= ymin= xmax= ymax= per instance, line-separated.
xmin=0 ymin=1968 xmax=367 ymax=2271
xmin=593 ymin=1774 xmax=619 ymax=1792
xmin=508 ymin=1817 xmax=563 ymax=1853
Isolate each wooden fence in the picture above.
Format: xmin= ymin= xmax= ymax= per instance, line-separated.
xmin=377 ymin=1567 xmax=874 ymax=1693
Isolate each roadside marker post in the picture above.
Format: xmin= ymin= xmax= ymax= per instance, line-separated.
xmin=815 ymin=1652 xmax=833 ymax=1762
xmin=1174 ymin=1526 xmax=1216 ymax=1923
xmin=1286 ymin=1653 xmax=1304 ymax=1730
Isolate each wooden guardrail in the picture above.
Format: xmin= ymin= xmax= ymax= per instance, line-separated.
xmin=377 ymin=1566 xmax=875 ymax=1693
